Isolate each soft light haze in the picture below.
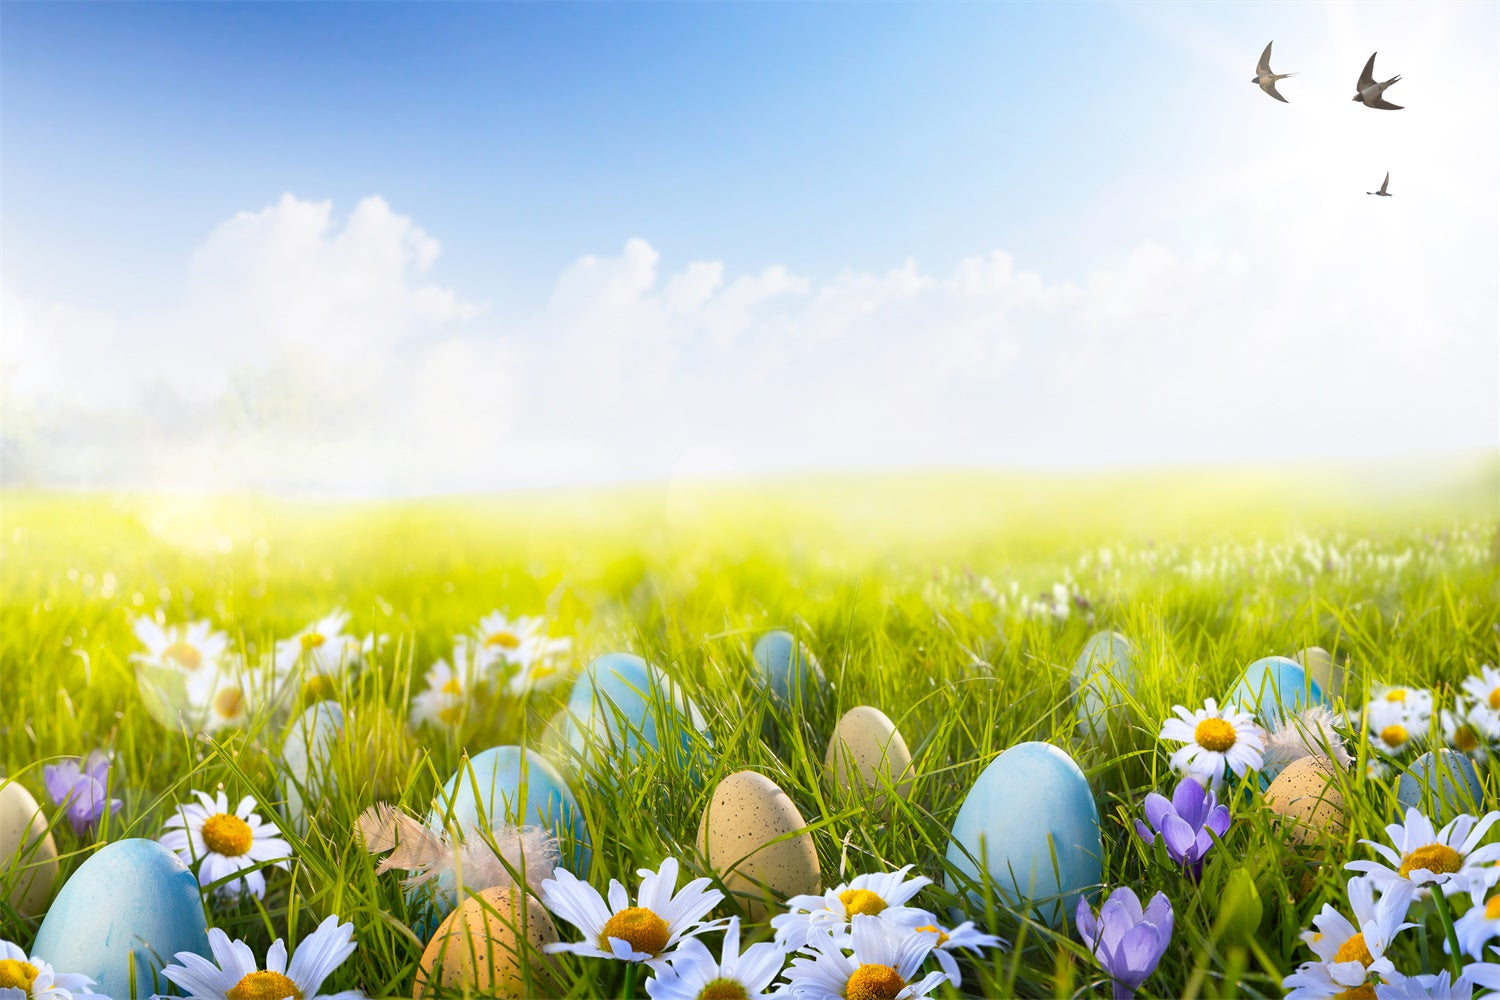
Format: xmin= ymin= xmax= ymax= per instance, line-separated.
xmin=3 ymin=2 xmax=1496 ymax=495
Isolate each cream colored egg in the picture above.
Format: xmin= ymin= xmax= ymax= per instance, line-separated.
xmin=825 ymin=706 xmax=914 ymax=805
xmin=414 ymin=886 xmax=561 ymax=999
xmin=0 ymin=780 xmax=58 ymax=916
xmin=696 ymin=770 xmax=820 ymax=919
xmin=1265 ymin=756 xmax=1346 ymax=845
xmin=1293 ymin=647 xmax=1341 ymax=698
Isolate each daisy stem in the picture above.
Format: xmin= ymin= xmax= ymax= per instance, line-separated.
xmin=1430 ymin=885 xmax=1464 ymax=978
xmin=621 ymin=959 xmax=640 ymax=999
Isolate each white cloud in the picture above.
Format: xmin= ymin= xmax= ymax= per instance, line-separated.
xmin=2 ymin=178 xmax=1494 ymax=494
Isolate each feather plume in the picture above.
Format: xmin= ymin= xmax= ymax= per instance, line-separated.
xmin=357 ymin=802 xmax=560 ymax=894
xmin=1264 ymin=706 xmax=1352 ymax=773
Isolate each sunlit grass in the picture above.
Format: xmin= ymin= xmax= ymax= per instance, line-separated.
xmin=1 ymin=461 xmax=1497 ymax=997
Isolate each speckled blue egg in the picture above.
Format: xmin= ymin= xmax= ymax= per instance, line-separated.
xmin=1397 ymin=749 xmax=1486 ymax=823
xmin=753 ymin=630 xmax=825 ymax=705
xmin=1228 ymin=656 xmax=1326 ymax=728
xmin=1070 ymin=631 xmax=1134 ymax=737
xmin=32 ymin=838 xmax=210 ymax=999
xmin=283 ymin=701 xmax=344 ymax=833
xmin=945 ymin=741 xmax=1102 ymax=927
xmin=561 ymin=653 xmax=710 ymax=765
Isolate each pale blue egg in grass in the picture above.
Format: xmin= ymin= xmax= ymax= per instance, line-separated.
xmin=282 ymin=700 xmax=344 ymax=834
xmin=1070 ymin=631 xmax=1135 ymax=738
xmin=1228 ymin=656 xmax=1326 ymax=730
xmin=409 ymin=746 xmax=590 ymax=929
xmin=752 ymin=630 xmax=825 ymax=706
xmin=32 ymin=838 xmax=210 ymax=1000
xmin=559 ymin=653 xmax=712 ymax=769
xmin=944 ymin=741 xmax=1102 ymax=928
xmin=1396 ymin=749 xmax=1487 ymax=824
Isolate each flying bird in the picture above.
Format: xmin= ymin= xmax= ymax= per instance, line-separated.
xmin=1353 ymin=52 xmax=1404 ymax=109
xmin=1252 ymin=41 xmax=1295 ymax=103
xmin=1367 ymin=172 xmax=1393 ymax=196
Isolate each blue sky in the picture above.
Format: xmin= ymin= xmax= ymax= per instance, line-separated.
xmin=3 ymin=2 xmax=1496 ymax=493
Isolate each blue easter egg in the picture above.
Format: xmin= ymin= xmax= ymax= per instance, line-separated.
xmin=1397 ymin=750 xmax=1486 ymax=823
xmin=1070 ymin=631 xmax=1134 ymax=737
xmin=561 ymin=653 xmax=710 ymax=765
xmin=32 ymin=838 xmax=210 ymax=998
xmin=431 ymin=745 xmax=590 ymax=872
xmin=945 ymin=741 xmax=1102 ymax=927
xmin=752 ymin=630 xmax=825 ymax=705
xmin=283 ymin=701 xmax=344 ymax=833
xmin=1228 ymin=657 xmax=1326 ymax=729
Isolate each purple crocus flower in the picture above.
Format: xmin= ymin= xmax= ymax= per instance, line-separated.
xmin=1134 ymin=775 xmax=1230 ymax=880
xmin=1075 ymin=886 xmax=1174 ymax=1000
xmin=42 ymin=749 xmax=121 ymax=837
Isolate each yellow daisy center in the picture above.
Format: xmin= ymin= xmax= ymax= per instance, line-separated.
xmin=163 ymin=642 xmax=203 ymax=670
xmin=1454 ymin=725 xmax=1481 ymax=753
xmin=1379 ymin=724 xmax=1409 ymax=748
xmin=1333 ymin=987 xmax=1377 ymax=1000
xmin=441 ymin=678 xmax=463 ymax=696
xmin=839 ymin=888 xmax=888 ymax=917
xmin=0 ymin=960 xmax=39 ymax=991
xmin=846 ymin=963 xmax=907 ymax=1000
xmin=201 ymin=812 xmax=254 ymax=857
xmin=1194 ymin=718 xmax=1238 ymax=753
xmin=1334 ymin=932 xmax=1374 ymax=967
xmin=698 ymin=979 xmax=750 ymax=1000
xmin=1384 ymin=690 xmax=1407 ymax=703
xmin=438 ymin=704 xmax=463 ymax=725
xmin=214 ymin=686 xmax=245 ymax=719
xmin=300 ymin=632 xmax=326 ymax=651
xmin=1490 ymin=688 xmax=1500 ymax=712
xmin=598 ymin=906 xmax=671 ymax=956
xmin=915 ymin=923 xmax=951 ymax=945
xmin=1399 ymin=844 xmax=1464 ymax=879
xmin=485 ymin=630 xmax=520 ymax=649
xmin=1485 ymin=895 xmax=1500 ymax=921
xmin=227 ymin=970 xmax=303 ymax=1000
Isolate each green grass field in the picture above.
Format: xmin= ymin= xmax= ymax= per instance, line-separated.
xmin=2 ymin=462 xmax=1498 ymax=998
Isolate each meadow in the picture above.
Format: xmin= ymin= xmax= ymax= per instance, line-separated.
xmin=2 ymin=462 xmax=1498 ymax=999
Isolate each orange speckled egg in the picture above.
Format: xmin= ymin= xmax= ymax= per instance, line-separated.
xmin=1265 ymin=756 xmax=1346 ymax=845
xmin=414 ymin=887 xmax=561 ymax=999
xmin=696 ymin=770 xmax=820 ymax=919
xmin=825 ymin=706 xmax=914 ymax=805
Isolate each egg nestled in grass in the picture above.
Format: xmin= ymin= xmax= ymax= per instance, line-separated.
xmin=0 ymin=779 xmax=57 ymax=917
xmin=825 ymin=706 xmax=915 ymax=807
xmin=696 ymin=770 xmax=821 ymax=918
xmin=414 ymin=886 xmax=561 ymax=999
xmin=1264 ymin=756 xmax=1347 ymax=845
xmin=31 ymin=838 xmax=210 ymax=999
xmin=283 ymin=700 xmax=344 ymax=833
xmin=752 ymin=630 xmax=825 ymax=706
xmin=1292 ymin=647 xmax=1342 ymax=698
xmin=945 ymin=741 xmax=1102 ymax=927
xmin=1397 ymin=749 xmax=1485 ymax=823
xmin=1228 ymin=656 xmax=1326 ymax=728
xmin=1070 ymin=631 xmax=1135 ymax=737
xmin=560 ymin=653 xmax=710 ymax=767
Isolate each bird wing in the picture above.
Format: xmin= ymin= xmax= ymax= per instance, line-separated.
xmin=1370 ymin=97 xmax=1404 ymax=110
xmin=1358 ymin=52 xmax=1377 ymax=90
xmin=1381 ymin=172 xmax=1390 ymax=193
xmin=1258 ymin=41 xmax=1274 ymax=76
xmin=1262 ymin=79 xmax=1290 ymax=103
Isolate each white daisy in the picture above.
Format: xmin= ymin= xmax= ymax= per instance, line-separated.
xmin=771 ymin=866 xmax=933 ymax=950
xmin=202 ymin=670 xmax=255 ymax=734
xmin=1346 ymin=808 xmax=1500 ymax=904
xmin=160 ymin=915 xmax=363 ymax=1000
xmin=780 ymin=914 xmax=948 ymax=1000
xmin=1157 ymin=698 xmax=1266 ymax=788
xmin=409 ymin=650 xmax=474 ymax=730
xmin=1452 ymin=891 xmax=1500 ymax=960
xmin=644 ymin=917 xmax=786 ymax=1000
xmin=1373 ymin=685 xmax=1435 ymax=722
xmin=1282 ymin=877 xmax=1415 ymax=1000
xmin=908 ymin=919 xmax=1005 ymax=987
xmin=1376 ymin=964 xmax=1500 ymax=1000
xmin=159 ymin=790 xmax=292 ymax=900
xmin=1363 ymin=697 xmax=1426 ymax=756
xmin=1461 ymin=666 xmax=1500 ymax=734
xmin=1442 ymin=702 xmax=1491 ymax=762
xmin=541 ymin=857 xmax=726 ymax=969
xmin=0 ymin=939 xmax=105 ymax=999
xmin=275 ymin=610 xmax=362 ymax=701
xmin=132 ymin=617 xmax=231 ymax=695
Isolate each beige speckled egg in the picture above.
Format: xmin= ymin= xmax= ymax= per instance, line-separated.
xmin=825 ymin=706 xmax=914 ymax=805
xmin=0 ymin=780 xmax=58 ymax=916
xmin=414 ymin=886 xmax=561 ymax=999
xmin=696 ymin=770 xmax=820 ymax=919
xmin=1265 ymin=757 xmax=1346 ymax=845
xmin=1293 ymin=647 xmax=1341 ymax=698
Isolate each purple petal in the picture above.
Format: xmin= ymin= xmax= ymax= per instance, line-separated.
xmin=84 ymin=749 xmax=111 ymax=785
xmin=1142 ymin=793 xmax=1173 ymax=833
xmin=1172 ymin=776 xmax=1208 ymax=828
xmin=1133 ymin=819 xmax=1156 ymax=846
xmin=1204 ymin=804 xmax=1230 ymax=839
xmin=42 ymin=761 xmax=81 ymax=806
xmin=1075 ymin=896 xmax=1099 ymax=948
xmin=1142 ymin=892 xmax=1174 ymax=936
xmin=1116 ymin=922 xmax=1169 ymax=982
xmin=1162 ymin=814 xmax=1197 ymax=862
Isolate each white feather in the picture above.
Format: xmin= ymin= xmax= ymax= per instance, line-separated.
xmin=358 ymin=803 xmax=560 ymax=893
xmin=1264 ymin=706 xmax=1352 ymax=772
